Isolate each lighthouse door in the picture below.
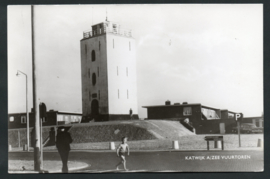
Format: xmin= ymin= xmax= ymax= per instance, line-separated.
xmin=91 ymin=99 xmax=99 ymax=116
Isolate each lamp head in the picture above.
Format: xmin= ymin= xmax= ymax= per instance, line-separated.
xmin=16 ymin=71 xmax=20 ymax=76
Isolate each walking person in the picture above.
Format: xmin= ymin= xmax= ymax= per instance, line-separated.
xmin=56 ymin=126 xmax=73 ymax=173
xmin=116 ymin=137 xmax=130 ymax=171
xmin=129 ymin=108 xmax=133 ymax=120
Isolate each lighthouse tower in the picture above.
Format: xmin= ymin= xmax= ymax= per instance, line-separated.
xmin=80 ymin=20 xmax=138 ymax=121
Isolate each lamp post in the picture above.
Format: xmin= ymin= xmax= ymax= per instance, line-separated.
xmin=16 ymin=70 xmax=29 ymax=152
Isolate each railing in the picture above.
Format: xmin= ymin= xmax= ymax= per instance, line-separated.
xmin=83 ymin=31 xmax=93 ymax=38
xmin=83 ymin=28 xmax=132 ymax=39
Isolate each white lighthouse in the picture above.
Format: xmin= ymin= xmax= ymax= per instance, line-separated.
xmin=80 ymin=20 xmax=138 ymax=121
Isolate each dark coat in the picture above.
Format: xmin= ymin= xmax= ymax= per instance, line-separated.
xmin=56 ymin=131 xmax=73 ymax=151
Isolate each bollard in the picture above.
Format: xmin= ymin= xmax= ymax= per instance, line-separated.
xmin=9 ymin=145 xmax=12 ymax=151
xmin=257 ymin=138 xmax=263 ymax=148
xmin=173 ymin=141 xmax=179 ymax=149
xmin=110 ymin=142 xmax=115 ymax=150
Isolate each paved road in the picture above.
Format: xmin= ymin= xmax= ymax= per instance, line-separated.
xmin=9 ymin=150 xmax=263 ymax=172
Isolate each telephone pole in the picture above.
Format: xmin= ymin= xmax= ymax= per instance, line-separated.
xmin=31 ymin=5 xmax=41 ymax=171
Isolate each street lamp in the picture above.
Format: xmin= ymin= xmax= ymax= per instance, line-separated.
xmin=16 ymin=70 xmax=29 ymax=152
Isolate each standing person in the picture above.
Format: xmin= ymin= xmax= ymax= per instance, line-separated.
xmin=116 ymin=137 xmax=130 ymax=171
xmin=129 ymin=108 xmax=133 ymax=120
xmin=56 ymin=126 xmax=73 ymax=173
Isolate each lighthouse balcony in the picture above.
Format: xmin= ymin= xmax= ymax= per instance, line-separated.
xmin=83 ymin=28 xmax=132 ymax=39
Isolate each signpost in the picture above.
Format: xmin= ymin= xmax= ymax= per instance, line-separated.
xmin=235 ymin=113 xmax=243 ymax=147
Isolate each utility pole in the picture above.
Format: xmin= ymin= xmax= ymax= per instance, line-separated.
xmin=31 ymin=5 xmax=41 ymax=171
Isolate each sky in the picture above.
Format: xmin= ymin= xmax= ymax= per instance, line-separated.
xmin=8 ymin=4 xmax=263 ymax=118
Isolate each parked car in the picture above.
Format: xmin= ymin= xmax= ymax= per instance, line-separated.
xmin=232 ymin=123 xmax=263 ymax=134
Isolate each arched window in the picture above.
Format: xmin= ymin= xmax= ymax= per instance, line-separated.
xmin=92 ymin=73 xmax=96 ymax=85
xmin=91 ymin=50 xmax=96 ymax=61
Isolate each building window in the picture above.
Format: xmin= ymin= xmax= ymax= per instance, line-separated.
xmin=183 ymin=107 xmax=192 ymax=116
xmin=64 ymin=116 xmax=69 ymax=122
xmin=127 ymin=90 xmax=129 ymax=99
xmin=85 ymin=44 xmax=87 ymax=54
xmin=9 ymin=116 xmax=14 ymax=122
xmin=91 ymin=50 xmax=96 ymax=61
xmin=129 ymin=41 xmax=131 ymax=51
xmin=118 ymin=89 xmax=119 ymax=99
xmin=21 ymin=116 xmax=26 ymax=124
xmin=58 ymin=115 xmax=64 ymax=122
xmin=92 ymin=73 xmax=96 ymax=85
xmin=126 ymin=67 xmax=128 ymax=76
xmin=228 ymin=113 xmax=234 ymax=118
xmin=88 ymin=69 xmax=90 ymax=78
xmin=42 ymin=117 xmax=47 ymax=123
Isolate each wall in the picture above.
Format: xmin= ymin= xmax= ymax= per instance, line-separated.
xmin=80 ymin=34 xmax=109 ymax=116
xmin=106 ymin=33 xmax=138 ymax=116
xmin=146 ymin=105 xmax=202 ymax=131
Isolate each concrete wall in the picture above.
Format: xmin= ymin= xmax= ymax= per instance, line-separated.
xmin=80 ymin=35 xmax=109 ymax=116
xmin=106 ymin=34 xmax=138 ymax=115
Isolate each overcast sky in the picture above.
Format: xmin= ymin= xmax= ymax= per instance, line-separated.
xmin=8 ymin=4 xmax=263 ymax=118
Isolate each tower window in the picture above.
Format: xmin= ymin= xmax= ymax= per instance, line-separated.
xmin=92 ymin=73 xmax=96 ymax=85
xmin=118 ymin=89 xmax=119 ymax=99
xmin=91 ymin=50 xmax=96 ymax=61
xmin=127 ymin=90 xmax=129 ymax=99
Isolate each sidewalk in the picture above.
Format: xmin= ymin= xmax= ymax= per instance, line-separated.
xmin=8 ymin=160 xmax=89 ymax=174
xmin=9 ymin=146 xmax=263 ymax=153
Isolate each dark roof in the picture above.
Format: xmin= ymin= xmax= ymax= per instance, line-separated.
xmin=243 ymin=117 xmax=264 ymax=120
xmin=201 ymin=105 xmax=220 ymax=110
xmin=142 ymin=103 xmax=201 ymax=108
xmin=8 ymin=111 xmax=82 ymax=116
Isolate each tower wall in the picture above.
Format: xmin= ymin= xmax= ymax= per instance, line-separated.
xmin=80 ymin=35 xmax=109 ymax=117
xmin=106 ymin=34 xmax=138 ymax=116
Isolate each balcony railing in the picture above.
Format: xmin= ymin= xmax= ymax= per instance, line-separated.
xmin=83 ymin=28 xmax=132 ymax=39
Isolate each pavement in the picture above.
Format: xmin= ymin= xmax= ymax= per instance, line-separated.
xmin=8 ymin=148 xmax=264 ymax=173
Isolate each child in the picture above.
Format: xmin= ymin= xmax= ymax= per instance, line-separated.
xmin=116 ymin=136 xmax=130 ymax=171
